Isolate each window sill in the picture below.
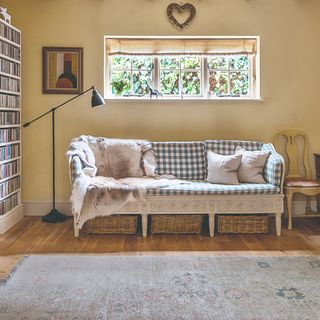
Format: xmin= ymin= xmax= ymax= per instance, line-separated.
xmin=104 ymin=97 xmax=265 ymax=103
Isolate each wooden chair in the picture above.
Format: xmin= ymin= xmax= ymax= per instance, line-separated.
xmin=274 ymin=130 xmax=320 ymax=230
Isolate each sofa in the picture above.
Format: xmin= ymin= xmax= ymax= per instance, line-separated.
xmin=68 ymin=138 xmax=285 ymax=238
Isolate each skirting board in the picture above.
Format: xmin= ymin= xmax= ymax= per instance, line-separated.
xmin=0 ymin=204 xmax=23 ymax=235
xmin=23 ymin=200 xmax=318 ymax=217
xmin=23 ymin=201 xmax=72 ymax=217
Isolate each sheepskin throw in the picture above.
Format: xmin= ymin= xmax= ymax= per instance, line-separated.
xmin=67 ymin=136 xmax=188 ymax=228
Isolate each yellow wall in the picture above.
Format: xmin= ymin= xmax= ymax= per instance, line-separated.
xmin=2 ymin=0 xmax=320 ymax=202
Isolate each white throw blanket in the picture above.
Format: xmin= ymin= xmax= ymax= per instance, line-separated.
xmin=72 ymin=175 xmax=190 ymax=228
xmin=67 ymin=136 xmax=189 ymax=228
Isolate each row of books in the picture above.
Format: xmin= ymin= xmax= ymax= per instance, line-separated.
xmin=0 ymin=75 xmax=19 ymax=92
xmin=0 ymin=22 xmax=20 ymax=45
xmin=0 ymin=128 xmax=20 ymax=143
xmin=0 ymin=93 xmax=20 ymax=108
xmin=0 ymin=159 xmax=20 ymax=179
xmin=0 ymin=58 xmax=20 ymax=76
xmin=0 ymin=192 xmax=18 ymax=215
xmin=0 ymin=175 xmax=20 ymax=198
xmin=0 ymin=110 xmax=20 ymax=125
xmin=0 ymin=41 xmax=20 ymax=60
xmin=0 ymin=143 xmax=20 ymax=161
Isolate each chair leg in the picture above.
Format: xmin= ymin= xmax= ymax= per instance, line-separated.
xmin=306 ymin=196 xmax=312 ymax=214
xmin=285 ymin=193 xmax=293 ymax=230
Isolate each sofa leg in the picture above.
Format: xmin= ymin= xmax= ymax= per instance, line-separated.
xmin=208 ymin=213 xmax=215 ymax=238
xmin=74 ymin=216 xmax=79 ymax=238
xmin=275 ymin=212 xmax=282 ymax=236
xmin=142 ymin=213 xmax=148 ymax=238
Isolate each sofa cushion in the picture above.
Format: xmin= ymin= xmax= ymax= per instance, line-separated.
xmin=151 ymin=141 xmax=206 ymax=180
xmin=205 ymin=140 xmax=264 ymax=155
xmin=147 ymin=181 xmax=280 ymax=196
xmin=207 ymin=151 xmax=242 ymax=184
xmin=235 ymin=146 xmax=271 ymax=183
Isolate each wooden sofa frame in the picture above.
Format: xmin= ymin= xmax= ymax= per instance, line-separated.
xmin=73 ymin=193 xmax=284 ymax=238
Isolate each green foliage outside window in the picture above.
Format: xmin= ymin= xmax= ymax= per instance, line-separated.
xmin=160 ymin=56 xmax=201 ymax=96
xmin=111 ymin=56 xmax=152 ymax=96
xmin=208 ymin=55 xmax=250 ymax=97
xmin=109 ymin=54 xmax=251 ymax=98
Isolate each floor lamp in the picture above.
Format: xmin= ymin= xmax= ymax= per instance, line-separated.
xmin=23 ymin=86 xmax=105 ymax=223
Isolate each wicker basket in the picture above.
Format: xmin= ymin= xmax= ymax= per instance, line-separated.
xmin=218 ymin=214 xmax=269 ymax=234
xmin=151 ymin=215 xmax=204 ymax=234
xmin=84 ymin=215 xmax=138 ymax=234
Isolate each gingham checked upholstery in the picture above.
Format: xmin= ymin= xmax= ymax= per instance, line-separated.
xmin=151 ymin=141 xmax=206 ymax=180
xmin=69 ymin=140 xmax=283 ymax=189
xmin=70 ymin=156 xmax=83 ymax=185
xmin=205 ymin=140 xmax=283 ymax=187
xmin=147 ymin=182 xmax=280 ymax=196
xmin=261 ymin=143 xmax=283 ymax=187
xmin=205 ymin=140 xmax=263 ymax=155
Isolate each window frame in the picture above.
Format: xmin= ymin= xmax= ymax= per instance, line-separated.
xmin=104 ymin=36 xmax=261 ymax=101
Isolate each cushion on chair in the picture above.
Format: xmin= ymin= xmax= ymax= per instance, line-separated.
xmin=284 ymin=178 xmax=320 ymax=187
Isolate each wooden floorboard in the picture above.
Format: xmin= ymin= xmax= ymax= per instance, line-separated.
xmin=0 ymin=217 xmax=320 ymax=255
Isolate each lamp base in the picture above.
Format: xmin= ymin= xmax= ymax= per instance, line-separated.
xmin=42 ymin=208 xmax=68 ymax=224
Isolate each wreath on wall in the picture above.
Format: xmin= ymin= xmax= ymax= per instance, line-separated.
xmin=167 ymin=3 xmax=196 ymax=30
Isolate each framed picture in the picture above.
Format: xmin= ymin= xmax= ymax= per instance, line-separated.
xmin=42 ymin=47 xmax=83 ymax=94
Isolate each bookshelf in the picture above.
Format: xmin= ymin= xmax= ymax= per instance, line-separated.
xmin=0 ymin=16 xmax=23 ymax=234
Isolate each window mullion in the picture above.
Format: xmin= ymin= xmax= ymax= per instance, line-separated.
xmin=228 ymin=57 xmax=231 ymax=96
xmin=130 ymin=57 xmax=133 ymax=95
xmin=203 ymin=57 xmax=207 ymax=98
xmin=154 ymin=57 xmax=159 ymax=90
xmin=179 ymin=58 xmax=182 ymax=99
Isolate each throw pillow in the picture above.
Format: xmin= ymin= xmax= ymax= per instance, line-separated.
xmin=235 ymin=146 xmax=271 ymax=183
xmin=207 ymin=151 xmax=242 ymax=185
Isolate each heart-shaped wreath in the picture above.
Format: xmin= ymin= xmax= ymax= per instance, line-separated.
xmin=167 ymin=3 xmax=196 ymax=30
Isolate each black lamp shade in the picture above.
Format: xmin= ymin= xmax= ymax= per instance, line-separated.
xmin=91 ymin=88 xmax=105 ymax=108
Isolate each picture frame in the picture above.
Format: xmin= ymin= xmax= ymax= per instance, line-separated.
xmin=42 ymin=47 xmax=83 ymax=94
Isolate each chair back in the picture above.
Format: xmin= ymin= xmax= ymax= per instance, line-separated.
xmin=274 ymin=129 xmax=311 ymax=179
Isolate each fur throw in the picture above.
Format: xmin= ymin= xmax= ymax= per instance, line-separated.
xmin=67 ymin=135 xmax=189 ymax=228
xmin=72 ymin=176 xmax=190 ymax=228
xmin=66 ymin=136 xmax=97 ymax=177
xmin=66 ymin=135 xmax=157 ymax=179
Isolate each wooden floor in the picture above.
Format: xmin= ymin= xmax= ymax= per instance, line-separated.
xmin=0 ymin=217 xmax=320 ymax=255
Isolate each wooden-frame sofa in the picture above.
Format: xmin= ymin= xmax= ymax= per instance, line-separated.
xmin=69 ymin=140 xmax=285 ymax=237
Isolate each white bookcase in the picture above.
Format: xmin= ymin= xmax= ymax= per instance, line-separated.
xmin=0 ymin=17 xmax=23 ymax=234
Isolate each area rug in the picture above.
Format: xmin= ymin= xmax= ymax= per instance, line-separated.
xmin=0 ymin=255 xmax=320 ymax=320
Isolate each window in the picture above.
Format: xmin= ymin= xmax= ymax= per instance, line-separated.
xmin=208 ymin=55 xmax=251 ymax=97
xmin=105 ymin=37 xmax=260 ymax=100
xmin=160 ymin=56 xmax=201 ymax=96
xmin=111 ymin=56 xmax=153 ymax=96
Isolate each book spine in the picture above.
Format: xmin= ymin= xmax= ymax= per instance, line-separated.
xmin=0 ymin=94 xmax=20 ymax=108
xmin=0 ymin=111 xmax=20 ymax=125
xmin=0 ymin=40 xmax=20 ymax=60
xmin=0 ymin=192 xmax=19 ymax=215
xmin=0 ymin=175 xmax=20 ymax=198
xmin=0 ymin=23 xmax=20 ymax=45
xmin=0 ymin=159 xmax=20 ymax=179
xmin=0 ymin=143 xmax=20 ymax=161
xmin=0 ymin=127 xmax=20 ymax=143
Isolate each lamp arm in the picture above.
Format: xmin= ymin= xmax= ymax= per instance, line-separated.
xmin=23 ymin=86 xmax=94 ymax=128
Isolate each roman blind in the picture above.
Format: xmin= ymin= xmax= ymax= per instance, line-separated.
xmin=106 ymin=37 xmax=257 ymax=56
